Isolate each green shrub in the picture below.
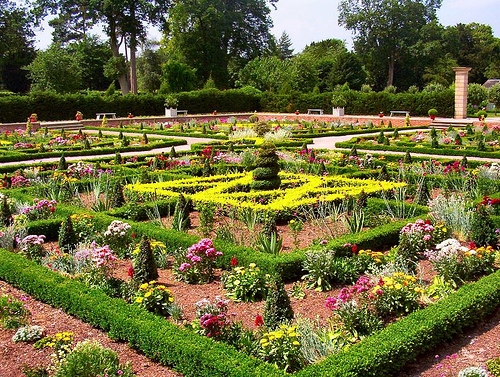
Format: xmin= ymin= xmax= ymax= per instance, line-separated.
xmin=133 ymin=236 xmax=159 ymax=284
xmin=488 ymin=356 xmax=500 ymax=376
xmin=251 ymin=143 xmax=281 ymax=191
xmin=263 ymin=276 xmax=293 ymax=329
xmin=58 ymin=216 xmax=77 ymax=253
xmin=0 ymin=295 xmax=30 ymax=329
xmin=469 ymin=205 xmax=498 ymax=247
xmin=54 ymin=340 xmax=134 ymax=377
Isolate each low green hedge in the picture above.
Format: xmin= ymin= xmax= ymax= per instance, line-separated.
xmin=0 ymin=140 xmax=187 ymax=163
xmin=0 ymin=248 xmax=498 ymax=376
xmin=84 ymin=126 xmax=229 ymax=140
xmin=336 ymin=140 xmax=500 ymax=159
xmin=0 ymin=249 xmax=284 ymax=377
xmin=296 ymin=269 xmax=500 ymax=376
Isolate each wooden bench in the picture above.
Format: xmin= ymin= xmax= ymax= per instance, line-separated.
xmin=390 ymin=110 xmax=410 ymax=117
xmin=307 ymin=109 xmax=324 ymax=115
xmin=96 ymin=112 xmax=117 ymax=120
xmin=177 ymin=110 xmax=188 ymax=115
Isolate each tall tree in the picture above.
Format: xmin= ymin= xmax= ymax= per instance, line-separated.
xmin=0 ymin=0 xmax=35 ymax=92
xmin=68 ymin=37 xmax=113 ymax=90
xmin=30 ymin=0 xmax=171 ymax=94
xmin=25 ymin=43 xmax=83 ymax=93
xmin=338 ymin=0 xmax=441 ymax=90
xmin=166 ymin=0 xmax=278 ymax=88
xmin=276 ymin=31 xmax=294 ymax=60
xmin=443 ymin=23 xmax=500 ymax=84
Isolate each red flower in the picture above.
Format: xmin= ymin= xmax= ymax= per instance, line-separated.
xmin=128 ymin=266 xmax=134 ymax=278
xmin=230 ymin=256 xmax=238 ymax=267
xmin=425 ymin=219 xmax=432 ymax=225
xmin=468 ymin=241 xmax=476 ymax=250
xmin=254 ymin=315 xmax=264 ymax=327
xmin=351 ymin=244 xmax=358 ymax=253
xmin=131 ymin=233 xmax=136 ymax=239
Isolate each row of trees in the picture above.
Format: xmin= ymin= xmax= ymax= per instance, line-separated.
xmin=1 ymin=0 xmax=499 ymax=95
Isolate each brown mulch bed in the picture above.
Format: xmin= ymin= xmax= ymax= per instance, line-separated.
xmin=0 ymin=281 xmax=182 ymax=377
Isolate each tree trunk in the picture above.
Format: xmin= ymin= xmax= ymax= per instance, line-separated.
xmin=387 ymin=54 xmax=395 ymax=88
xmin=129 ymin=35 xmax=138 ymax=94
xmin=109 ymin=19 xmax=129 ymax=95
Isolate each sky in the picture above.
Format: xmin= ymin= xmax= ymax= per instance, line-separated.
xmin=33 ymin=0 xmax=500 ymax=53
xmin=269 ymin=0 xmax=500 ymax=52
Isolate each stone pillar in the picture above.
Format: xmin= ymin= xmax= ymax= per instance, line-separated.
xmin=453 ymin=67 xmax=471 ymax=119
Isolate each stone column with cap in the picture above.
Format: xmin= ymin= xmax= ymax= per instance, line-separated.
xmin=453 ymin=67 xmax=471 ymax=119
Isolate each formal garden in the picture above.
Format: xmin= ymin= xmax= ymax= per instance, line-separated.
xmin=0 ymin=116 xmax=500 ymax=376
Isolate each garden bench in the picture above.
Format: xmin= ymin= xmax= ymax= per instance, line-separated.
xmin=96 ymin=112 xmax=117 ymax=120
xmin=177 ymin=110 xmax=188 ymax=115
xmin=390 ymin=110 xmax=410 ymax=117
xmin=307 ymin=109 xmax=324 ymax=115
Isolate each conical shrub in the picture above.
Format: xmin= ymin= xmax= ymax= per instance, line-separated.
xmin=58 ymin=216 xmax=77 ymax=253
xmin=133 ymin=236 xmax=158 ymax=284
xmin=263 ymin=275 xmax=294 ymax=329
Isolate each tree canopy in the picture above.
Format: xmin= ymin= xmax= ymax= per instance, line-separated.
xmin=165 ymin=0 xmax=278 ymax=89
xmin=338 ymin=0 xmax=442 ymax=90
xmin=0 ymin=0 xmax=35 ymax=92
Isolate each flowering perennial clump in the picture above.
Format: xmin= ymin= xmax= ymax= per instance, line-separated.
xmin=193 ymin=297 xmax=232 ymax=340
xmin=425 ymin=238 xmax=496 ymax=285
xmin=20 ymin=198 xmax=57 ymax=221
xmin=223 ymin=263 xmax=268 ymax=302
xmin=19 ymin=234 xmax=46 ymax=261
xmin=134 ymin=281 xmax=174 ymax=316
xmin=259 ymin=324 xmax=305 ymax=372
xmin=175 ymin=239 xmax=222 ymax=283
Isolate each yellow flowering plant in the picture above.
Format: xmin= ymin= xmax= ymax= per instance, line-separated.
xmin=70 ymin=213 xmax=97 ymax=243
xmin=34 ymin=332 xmax=74 ymax=369
xmin=371 ymin=272 xmax=423 ymax=317
xmin=258 ymin=324 xmax=306 ymax=372
xmin=134 ymin=281 xmax=174 ymax=317
xmin=222 ymin=263 xmax=268 ymax=302
xmin=126 ymin=172 xmax=405 ymax=216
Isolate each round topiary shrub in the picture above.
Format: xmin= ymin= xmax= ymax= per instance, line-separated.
xmin=251 ymin=142 xmax=281 ymax=191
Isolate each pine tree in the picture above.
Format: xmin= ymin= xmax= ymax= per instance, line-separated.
xmin=159 ymin=123 xmax=164 ymax=131
xmin=393 ymin=128 xmax=399 ymax=138
xmin=58 ymin=153 xmax=67 ymax=170
xmin=263 ymin=275 xmax=294 ymax=329
xmin=60 ymin=128 xmax=66 ymax=138
xmin=110 ymin=180 xmax=125 ymax=208
xmin=98 ymin=130 xmax=103 ymax=138
xmin=122 ymin=136 xmax=130 ymax=147
xmin=404 ymin=151 xmax=412 ymax=164
xmin=143 ymin=133 xmax=149 ymax=145
xmin=0 ymin=195 xmax=12 ymax=227
xmin=83 ymin=137 xmax=91 ymax=150
xmin=58 ymin=216 xmax=77 ymax=253
xmin=317 ymin=161 xmax=327 ymax=176
xmin=461 ymin=155 xmax=468 ymax=168
xmin=118 ymin=131 xmax=123 ymax=140
xmin=378 ymin=165 xmax=389 ymax=181
xmin=169 ymin=147 xmax=177 ymax=158
xmin=300 ymin=141 xmax=309 ymax=154
xmin=350 ymin=145 xmax=358 ymax=157
xmin=430 ymin=127 xmax=437 ymax=138
xmin=377 ymin=130 xmax=385 ymax=144
xmin=114 ymin=153 xmax=122 ymax=165
xmin=202 ymin=158 xmax=213 ymax=177
xmin=431 ymin=136 xmax=439 ymax=149
xmin=133 ymin=236 xmax=158 ymax=284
